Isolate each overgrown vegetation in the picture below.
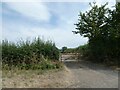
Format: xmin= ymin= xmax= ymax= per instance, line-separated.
xmin=76 ymin=44 xmax=89 ymax=58
xmin=2 ymin=37 xmax=63 ymax=70
xmin=61 ymin=46 xmax=76 ymax=53
xmin=74 ymin=2 xmax=120 ymax=66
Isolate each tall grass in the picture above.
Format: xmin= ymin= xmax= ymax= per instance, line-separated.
xmin=2 ymin=37 xmax=62 ymax=70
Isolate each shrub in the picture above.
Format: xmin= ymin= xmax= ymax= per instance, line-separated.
xmin=76 ymin=44 xmax=90 ymax=57
xmin=2 ymin=37 xmax=60 ymax=70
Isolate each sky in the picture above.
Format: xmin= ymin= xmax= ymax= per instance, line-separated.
xmin=1 ymin=0 xmax=116 ymax=49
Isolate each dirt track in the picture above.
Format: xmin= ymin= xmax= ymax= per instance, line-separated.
xmin=2 ymin=54 xmax=119 ymax=88
xmin=64 ymin=60 xmax=118 ymax=88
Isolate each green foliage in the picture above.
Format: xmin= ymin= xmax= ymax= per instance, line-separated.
xmin=64 ymin=48 xmax=76 ymax=53
xmin=75 ymin=2 xmax=109 ymax=38
xmin=2 ymin=37 xmax=61 ymax=70
xmin=61 ymin=46 xmax=67 ymax=53
xmin=3 ymin=60 xmax=63 ymax=70
xmin=75 ymin=2 xmax=120 ymax=65
xmin=76 ymin=44 xmax=89 ymax=57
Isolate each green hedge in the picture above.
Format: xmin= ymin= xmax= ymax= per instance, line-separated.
xmin=2 ymin=37 xmax=60 ymax=69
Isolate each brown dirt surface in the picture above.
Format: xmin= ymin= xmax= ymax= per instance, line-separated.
xmin=2 ymin=54 xmax=118 ymax=88
xmin=2 ymin=66 xmax=75 ymax=88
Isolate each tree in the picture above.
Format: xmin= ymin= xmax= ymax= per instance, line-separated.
xmin=107 ymin=3 xmax=120 ymax=65
xmin=74 ymin=2 xmax=120 ymax=64
xmin=61 ymin=46 xmax=67 ymax=53
xmin=75 ymin=2 xmax=109 ymax=39
xmin=74 ymin=2 xmax=110 ymax=61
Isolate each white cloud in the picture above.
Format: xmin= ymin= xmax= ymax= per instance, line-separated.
xmin=2 ymin=23 xmax=88 ymax=49
xmin=0 ymin=0 xmax=104 ymax=2
xmin=0 ymin=3 xmax=2 ymax=42
xmin=94 ymin=0 xmax=116 ymax=9
xmin=2 ymin=2 xmax=89 ymax=48
xmin=3 ymin=1 xmax=116 ymax=49
xmin=19 ymin=26 xmax=88 ymax=48
xmin=5 ymin=2 xmax=51 ymax=21
xmin=84 ymin=0 xmax=116 ymax=13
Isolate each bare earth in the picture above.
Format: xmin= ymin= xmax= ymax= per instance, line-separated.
xmin=2 ymin=54 xmax=118 ymax=88
xmin=2 ymin=67 xmax=74 ymax=88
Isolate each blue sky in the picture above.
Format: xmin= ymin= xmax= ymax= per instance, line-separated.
xmin=1 ymin=0 xmax=116 ymax=49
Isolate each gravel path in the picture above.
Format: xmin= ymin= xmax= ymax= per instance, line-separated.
xmin=64 ymin=59 xmax=118 ymax=88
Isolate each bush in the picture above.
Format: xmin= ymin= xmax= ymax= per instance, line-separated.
xmin=76 ymin=44 xmax=90 ymax=58
xmin=2 ymin=37 xmax=60 ymax=70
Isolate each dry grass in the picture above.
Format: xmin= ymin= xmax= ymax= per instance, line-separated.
xmin=0 ymin=71 xmax=2 ymax=89
xmin=2 ymin=66 xmax=74 ymax=88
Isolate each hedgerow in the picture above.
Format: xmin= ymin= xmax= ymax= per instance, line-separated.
xmin=2 ymin=37 xmax=62 ymax=70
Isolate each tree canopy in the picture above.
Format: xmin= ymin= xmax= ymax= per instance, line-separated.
xmin=74 ymin=2 xmax=120 ymax=65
